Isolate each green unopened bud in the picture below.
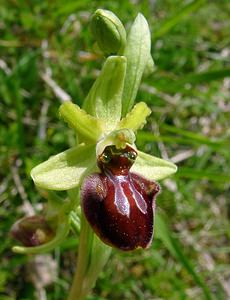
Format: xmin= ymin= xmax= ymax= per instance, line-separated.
xmin=91 ymin=9 xmax=126 ymax=55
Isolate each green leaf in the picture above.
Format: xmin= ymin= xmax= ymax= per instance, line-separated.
xmin=83 ymin=56 xmax=127 ymax=130
xmin=31 ymin=144 xmax=97 ymax=190
xmin=131 ymin=150 xmax=177 ymax=180
xmin=117 ymin=102 xmax=151 ymax=132
xmin=122 ymin=13 xmax=151 ymax=116
xmin=59 ymin=101 xmax=103 ymax=143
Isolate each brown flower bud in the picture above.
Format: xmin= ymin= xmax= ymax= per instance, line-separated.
xmin=11 ymin=216 xmax=54 ymax=247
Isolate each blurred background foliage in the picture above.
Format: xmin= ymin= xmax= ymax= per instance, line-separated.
xmin=0 ymin=0 xmax=229 ymax=299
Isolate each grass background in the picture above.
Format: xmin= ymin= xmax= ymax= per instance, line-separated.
xmin=0 ymin=0 xmax=229 ymax=299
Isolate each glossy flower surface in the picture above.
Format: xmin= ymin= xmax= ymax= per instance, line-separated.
xmin=81 ymin=145 xmax=160 ymax=250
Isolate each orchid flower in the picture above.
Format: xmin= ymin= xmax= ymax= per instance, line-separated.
xmin=11 ymin=9 xmax=177 ymax=300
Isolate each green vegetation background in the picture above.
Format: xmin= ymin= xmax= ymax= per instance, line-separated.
xmin=0 ymin=0 xmax=229 ymax=299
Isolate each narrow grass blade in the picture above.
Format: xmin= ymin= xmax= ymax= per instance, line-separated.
xmin=176 ymin=168 xmax=230 ymax=183
xmin=136 ymin=131 xmax=229 ymax=150
xmin=147 ymin=68 xmax=230 ymax=94
xmin=54 ymin=1 xmax=91 ymax=17
xmin=155 ymin=213 xmax=214 ymax=300
xmin=154 ymin=0 xmax=206 ymax=39
xmin=180 ymin=68 xmax=230 ymax=85
xmin=162 ymin=125 xmax=229 ymax=147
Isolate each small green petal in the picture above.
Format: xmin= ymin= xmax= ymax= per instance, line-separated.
xmin=117 ymin=102 xmax=151 ymax=132
xmin=59 ymin=101 xmax=103 ymax=142
xmin=131 ymin=150 xmax=177 ymax=180
xmin=83 ymin=56 xmax=127 ymax=130
xmin=31 ymin=144 xmax=97 ymax=190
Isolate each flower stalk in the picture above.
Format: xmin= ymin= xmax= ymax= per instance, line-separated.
xmin=68 ymin=215 xmax=93 ymax=300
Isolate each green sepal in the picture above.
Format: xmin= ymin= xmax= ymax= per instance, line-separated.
xmin=131 ymin=150 xmax=177 ymax=180
xmin=83 ymin=56 xmax=127 ymax=130
xmin=117 ymin=102 xmax=151 ymax=132
xmin=59 ymin=101 xmax=103 ymax=143
xmin=31 ymin=144 xmax=97 ymax=190
xmin=12 ymin=217 xmax=70 ymax=254
xmin=122 ymin=13 xmax=151 ymax=116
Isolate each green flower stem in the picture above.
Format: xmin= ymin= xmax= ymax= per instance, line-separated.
xmin=83 ymin=235 xmax=111 ymax=293
xmin=70 ymin=211 xmax=80 ymax=234
xmin=68 ymin=188 xmax=80 ymax=208
xmin=68 ymin=214 xmax=111 ymax=300
xmin=68 ymin=188 xmax=81 ymax=236
xmin=68 ymin=215 xmax=94 ymax=300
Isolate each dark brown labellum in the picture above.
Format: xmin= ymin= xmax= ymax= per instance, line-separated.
xmin=81 ymin=145 xmax=160 ymax=251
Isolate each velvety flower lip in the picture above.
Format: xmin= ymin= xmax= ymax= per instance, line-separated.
xmin=81 ymin=145 xmax=160 ymax=251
